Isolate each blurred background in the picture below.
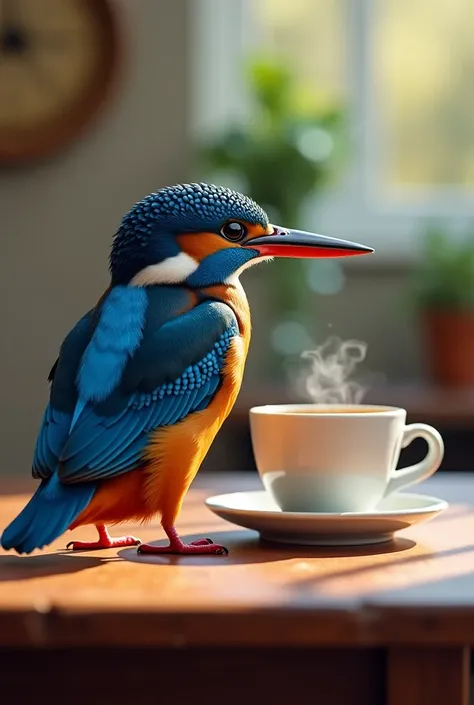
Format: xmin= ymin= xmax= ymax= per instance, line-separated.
xmin=1 ymin=0 xmax=474 ymax=479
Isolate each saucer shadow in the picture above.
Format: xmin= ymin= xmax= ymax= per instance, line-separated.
xmin=0 ymin=552 xmax=112 ymax=581
xmin=119 ymin=530 xmax=416 ymax=566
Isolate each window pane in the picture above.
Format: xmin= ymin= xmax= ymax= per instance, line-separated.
xmin=374 ymin=0 xmax=474 ymax=188
xmin=253 ymin=0 xmax=347 ymax=103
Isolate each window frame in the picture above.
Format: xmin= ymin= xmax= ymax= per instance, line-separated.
xmin=189 ymin=0 xmax=474 ymax=263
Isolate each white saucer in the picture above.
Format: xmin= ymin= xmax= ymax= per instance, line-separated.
xmin=205 ymin=490 xmax=448 ymax=546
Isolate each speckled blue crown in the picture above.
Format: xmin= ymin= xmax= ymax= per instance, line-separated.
xmin=120 ymin=182 xmax=267 ymax=235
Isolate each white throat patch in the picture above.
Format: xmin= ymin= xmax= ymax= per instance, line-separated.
xmin=130 ymin=252 xmax=198 ymax=286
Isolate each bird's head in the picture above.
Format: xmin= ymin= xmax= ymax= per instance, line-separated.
xmin=110 ymin=183 xmax=373 ymax=287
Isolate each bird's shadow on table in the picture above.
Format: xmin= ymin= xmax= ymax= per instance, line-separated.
xmin=0 ymin=531 xmax=416 ymax=577
xmin=0 ymin=553 xmax=117 ymax=581
xmin=119 ymin=530 xmax=416 ymax=566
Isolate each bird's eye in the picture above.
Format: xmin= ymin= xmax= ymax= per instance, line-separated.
xmin=220 ymin=221 xmax=247 ymax=242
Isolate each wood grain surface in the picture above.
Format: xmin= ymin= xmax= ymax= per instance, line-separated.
xmin=1 ymin=473 xmax=474 ymax=648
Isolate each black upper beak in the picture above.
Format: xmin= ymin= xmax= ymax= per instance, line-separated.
xmin=245 ymin=226 xmax=374 ymax=258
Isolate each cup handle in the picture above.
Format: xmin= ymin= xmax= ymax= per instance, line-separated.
xmin=385 ymin=423 xmax=444 ymax=497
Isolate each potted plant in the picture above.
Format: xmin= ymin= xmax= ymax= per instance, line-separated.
xmin=412 ymin=225 xmax=474 ymax=387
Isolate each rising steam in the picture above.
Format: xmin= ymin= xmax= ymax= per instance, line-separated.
xmin=296 ymin=336 xmax=369 ymax=404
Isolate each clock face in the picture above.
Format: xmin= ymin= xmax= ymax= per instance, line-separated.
xmin=0 ymin=0 xmax=119 ymax=164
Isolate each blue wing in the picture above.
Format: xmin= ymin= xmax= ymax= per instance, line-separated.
xmin=31 ymin=285 xmax=200 ymax=480
xmin=33 ymin=404 xmax=74 ymax=479
xmin=56 ymin=298 xmax=238 ymax=485
xmin=32 ymin=310 xmax=95 ymax=479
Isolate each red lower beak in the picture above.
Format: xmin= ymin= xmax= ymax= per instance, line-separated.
xmin=245 ymin=226 xmax=374 ymax=258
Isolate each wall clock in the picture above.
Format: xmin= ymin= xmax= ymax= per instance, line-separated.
xmin=0 ymin=0 xmax=121 ymax=166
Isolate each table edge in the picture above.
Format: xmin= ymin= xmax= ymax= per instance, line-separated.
xmin=1 ymin=604 xmax=474 ymax=648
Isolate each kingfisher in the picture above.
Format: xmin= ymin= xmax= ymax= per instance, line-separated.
xmin=1 ymin=183 xmax=373 ymax=556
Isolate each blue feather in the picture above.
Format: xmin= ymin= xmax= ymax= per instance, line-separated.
xmin=70 ymin=398 xmax=86 ymax=432
xmin=158 ymin=394 xmax=185 ymax=426
xmin=60 ymin=415 xmax=105 ymax=458
xmin=61 ymin=412 xmax=128 ymax=469
xmin=194 ymin=394 xmax=213 ymax=412
xmin=32 ymin=405 xmax=71 ymax=479
xmin=77 ymin=286 xmax=147 ymax=403
xmin=41 ymin=428 xmax=55 ymax=470
xmin=103 ymin=438 xmax=146 ymax=472
xmin=93 ymin=411 xmax=152 ymax=468
xmin=193 ymin=378 xmax=212 ymax=409
xmin=49 ymin=408 xmax=71 ymax=457
xmin=0 ymin=475 xmax=96 ymax=555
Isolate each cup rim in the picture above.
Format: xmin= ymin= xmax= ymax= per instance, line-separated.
xmin=249 ymin=403 xmax=405 ymax=417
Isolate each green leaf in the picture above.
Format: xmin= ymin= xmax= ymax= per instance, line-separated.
xmin=246 ymin=57 xmax=292 ymax=119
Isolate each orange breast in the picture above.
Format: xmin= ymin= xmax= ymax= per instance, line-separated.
xmin=142 ymin=333 xmax=248 ymax=525
xmin=142 ymin=283 xmax=251 ymax=525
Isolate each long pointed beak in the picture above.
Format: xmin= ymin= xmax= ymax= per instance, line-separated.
xmin=244 ymin=226 xmax=374 ymax=258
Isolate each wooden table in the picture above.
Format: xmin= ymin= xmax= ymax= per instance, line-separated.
xmin=1 ymin=473 xmax=473 ymax=705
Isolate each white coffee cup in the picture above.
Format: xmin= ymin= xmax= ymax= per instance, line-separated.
xmin=249 ymin=404 xmax=444 ymax=513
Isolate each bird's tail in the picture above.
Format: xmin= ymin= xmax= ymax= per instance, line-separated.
xmin=1 ymin=474 xmax=96 ymax=555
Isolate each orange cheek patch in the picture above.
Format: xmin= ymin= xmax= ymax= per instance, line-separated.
xmin=177 ymin=233 xmax=235 ymax=262
xmin=177 ymin=224 xmax=269 ymax=261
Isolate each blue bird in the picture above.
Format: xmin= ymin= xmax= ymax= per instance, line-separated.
xmin=1 ymin=183 xmax=373 ymax=556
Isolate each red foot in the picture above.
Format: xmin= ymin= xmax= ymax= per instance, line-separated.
xmin=66 ymin=524 xmax=141 ymax=551
xmin=137 ymin=527 xmax=228 ymax=556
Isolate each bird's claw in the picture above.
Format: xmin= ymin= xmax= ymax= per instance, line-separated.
xmin=214 ymin=546 xmax=229 ymax=555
